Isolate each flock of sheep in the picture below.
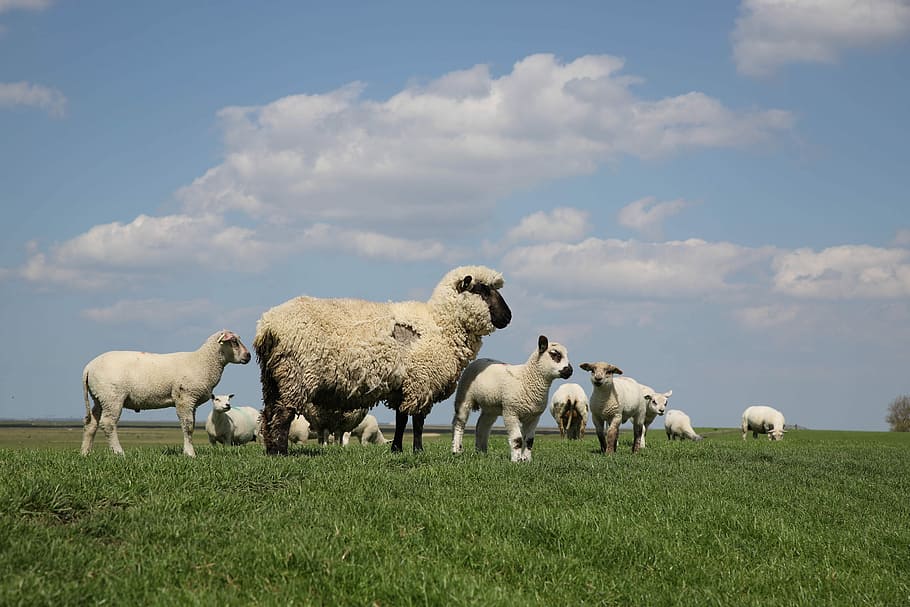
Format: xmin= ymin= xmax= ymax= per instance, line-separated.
xmin=79 ymin=265 xmax=787 ymax=460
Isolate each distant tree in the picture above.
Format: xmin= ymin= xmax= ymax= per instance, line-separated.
xmin=886 ymin=395 xmax=910 ymax=432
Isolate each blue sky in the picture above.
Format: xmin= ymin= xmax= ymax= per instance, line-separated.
xmin=2 ymin=0 xmax=908 ymax=432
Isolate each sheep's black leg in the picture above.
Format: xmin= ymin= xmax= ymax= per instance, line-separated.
xmin=412 ymin=413 xmax=425 ymax=453
xmin=391 ymin=410 xmax=408 ymax=453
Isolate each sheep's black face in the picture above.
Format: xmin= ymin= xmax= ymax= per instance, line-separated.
xmin=458 ymin=276 xmax=512 ymax=329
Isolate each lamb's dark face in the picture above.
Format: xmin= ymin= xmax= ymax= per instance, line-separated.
xmin=459 ymin=276 xmax=512 ymax=329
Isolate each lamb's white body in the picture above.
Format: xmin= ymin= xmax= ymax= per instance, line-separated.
xmin=347 ymin=414 xmax=388 ymax=445
xmin=451 ymin=336 xmax=573 ymax=462
xmin=549 ymin=383 xmax=589 ymax=439
xmin=81 ymin=331 xmax=251 ymax=457
xmin=741 ymin=405 xmax=786 ymax=441
xmin=205 ymin=394 xmax=260 ymax=446
xmin=255 ymin=265 xmax=511 ymax=455
xmin=581 ymin=362 xmax=668 ymax=454
xmin=288 ymin=413 xmax=313 ymax=444
xmin=664 ymin=409 xmax=703 ymax=441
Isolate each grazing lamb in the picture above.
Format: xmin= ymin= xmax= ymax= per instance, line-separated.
xmin=451 ymin=335 xmax=573 ymax=462
xmin=741 ymin=405 xmax=786 ymax=441
xmin=81 ymin=330 xmax=251 ymax=457
xmin=205 ymin=394 xmax=260 ymax=446
xmin=287 ymin=413 xmax=313 ymax=445
xmin=549 ymin=383 xmax=589 ymax=439
xmin=638 ymin=386 xmax=672 ymax=448
xmin=580 ymin=362 xmax=669 ymax=454
xmin=346 ymin=414 xmax=389 ymax=446
xmin=255 ymin=265 xmax=511 ymax=455
xmin=664 ymin=409 xmax=703 ymax=441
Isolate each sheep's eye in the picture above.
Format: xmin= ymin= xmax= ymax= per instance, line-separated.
xmin=550 ymin=350 xmax=562 ymax=363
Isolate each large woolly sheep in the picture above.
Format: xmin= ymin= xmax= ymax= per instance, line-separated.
xmin=549 ymin=382 xmax=589 ymax=439
xmin=451 ymin=335 xmax=573 ymax=462
xmin=741 ymin=405 xmax=786 ymax=441
xmin=81 ymin=330 xmax=251 ymax=457
xmin=580 ymin=362 xmax=668 ymax=454
xmin=664 ymin=409 xmax=703 ymax=441
xmin=205 ymin=394 xmax=260 ymax=446
xmin=255 ymin=265 xmax=511 ymax=455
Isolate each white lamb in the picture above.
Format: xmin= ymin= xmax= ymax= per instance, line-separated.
xmin=451 ymin=335 xmax=573 ymax=462
xmin=580 ymin=362 xmax=669 ymax=454
xmin=287 ymin=413 xmax=313 ymax=445
xmin=346 ymin=414 xmax=389 ymax=446
xmin=549 ymin=383 xmax=589 ymax=439
xmin=255 ymin=265 xmax=511 ymax=455
xmin=205 ymin=394 xmax=260 ymax=446
xmin=81 ymin=330 xmax=251 ymax=457
xmin=638 ymin=386 xmax=672 ymax=448
xmin=664 ymin=409 xmax=703 ymax=441
xmin=741 ymin=405 xmax=786 ymax=441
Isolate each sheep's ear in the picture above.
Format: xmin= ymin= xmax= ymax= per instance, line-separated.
xmin=538 ymin=335 xmax=548 ymax=353
xmin=644 ymin=393 xmax=653 ymax=402
xmin=229 ymin=393 xmax=235 ymax=399
xmin=580 ymin=363 xmax=593 ymax=372
xmin=457 ymin=276 xmax=473 ymax=292
xmin=665 ymin=390 xmax=673 ymax=398
xmin=210 ymin=393 xmax=216 ymax=401
xmin=611 ymin=366 xmax=624 ymax=375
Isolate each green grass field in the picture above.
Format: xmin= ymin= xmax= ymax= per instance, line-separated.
xmin=1 ymin=425 xmax=908 ymax=606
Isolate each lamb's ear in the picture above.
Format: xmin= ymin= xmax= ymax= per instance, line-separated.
xmin=229 ymin=394 xmax=235 ymax=399
xmin=644 ymin=394 xmax=653 ymax=402
xmin=210 ymin=393 xmax=216 ymax=401
xmin=457 ymin=276 xmax=473 ymax=293
xmin=538 ymin=335 xmax=548 ymax=354
xmin=611 ymin=366 xmax=624 ymax=375
xmin=665 ymin=390 xmax=673 ymax=398
xmin=580 ymin=363 xmax=593 ymax=372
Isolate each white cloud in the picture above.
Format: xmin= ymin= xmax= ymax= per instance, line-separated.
xmin=506 ymin=207 xmax=590 ymax=244
xmin=893 ymin=228 xmax=910 ymax=247
xmin=0 ymin=81 xmax=66 ymax=117
xmin=773 ymin=245 xmax=910 ymax=298
xmin=0 ymin=0 xmax=52 ymax=14
xmin=616 ymin=197 xmax=692 ymax=240
xmin=20 ymin=214 xmax=280 ymax=289
xmin=82 ymin=298 xmax=212 ymax=326
xmin=178 ymin=53 xmax=792 ymax=236
xmin=734 ymin=304 xmax=802 ymax=329
xmin=733 ymin=0 xmax=910 ymax=77
xmin=502 ymin=237 xmax=775 ymax=299
xmin=301 ymin=223 xmax=450 ymax=262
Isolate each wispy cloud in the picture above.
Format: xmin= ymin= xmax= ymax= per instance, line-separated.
xmin=616 ymin=197 xmax=692 ymax=240
xmin=733 ymin=0 xmax=910 ymax=77
xmin=82 ymin=298 xmax=212 ymax=326
xmin=0 ymin=0 xmax=52 ymax=14
xmin=772 ymin=245 xmax=910 ymax=298
xmin=506 ymin=208 xmax=590 ymax=244
xmin=0 ymin=81 xmax=66 ymax=117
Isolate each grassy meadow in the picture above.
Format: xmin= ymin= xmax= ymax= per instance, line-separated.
xmin=1 ymin=424 xmax=909 ymax=606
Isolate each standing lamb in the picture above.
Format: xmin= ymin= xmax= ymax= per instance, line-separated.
xmin=549 ymin=383 xmax=589 ymax=439
xmin=580 ymin=362 xmax=669 ymax=454
xmin=638 ymin=386 xmax=672 ymax=448
xmin=81 ymin=330 xmax=251 ymax=457
xmin=451 ymin=335 xmax=573 ymax=462
xmin=664 ymin=409 xmax=703 ymax=441
xmin=741 ymin=405 xmax=786 ymax=441
xmin=255 ymin=265 xmax=511 ymax=455
xmin=205 ymin=394 xmax=260 ymax=446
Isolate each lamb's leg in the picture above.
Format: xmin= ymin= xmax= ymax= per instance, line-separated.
xmin=391 ymin=409 xmax=408 ymax=453
xmin=520 ymin=417 xmax=540 ymax=462
xmin=175 ymin=403 xmax=197 ymax=458
xmin=593 ymin=416 xmax=608 ymax=453
xmin=606 ymin=418 xmax=621 ymax=454
xmin=474 ymin=410 xmax=498 ymax=454
xmin=99 ymin=401 xmax=124 ymax=456
xmin=451 ymin=400 xmax=471 ymax=453
xmin=631 ymin=422 xmax=644 ymax=454
xmin=503 ymin=413 xmax=524 ymax=462
xmin=80 ymin=400 xmax=102 ymax=456
xmin=640 ymin=425 xmax=648 ymax=449
xmin=411 ymin=413 xmax=425 ymax=453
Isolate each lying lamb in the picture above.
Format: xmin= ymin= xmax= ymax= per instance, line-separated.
xmin=81 ymin=330 xmax=251 ymax=457
xmin=664 ymin=409 xmax=703 ymax=441
xmin=580 ymin=362 xmax=669 ymax=454
xmin=741 ymin=405 xmax=786 ymax=441
xmin=549 ymin=382 xmax=589 ymax=439
xmin=205 ymin=394 xmax=260 ymax=446
xmin=255 ymin=265 xmax=511 ymax=455
xmin=451 ymin=335 xmax=573 ymax=462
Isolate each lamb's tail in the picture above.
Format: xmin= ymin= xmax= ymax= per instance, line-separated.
xmin=82 ymin=367 xmax=92 ymax=426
